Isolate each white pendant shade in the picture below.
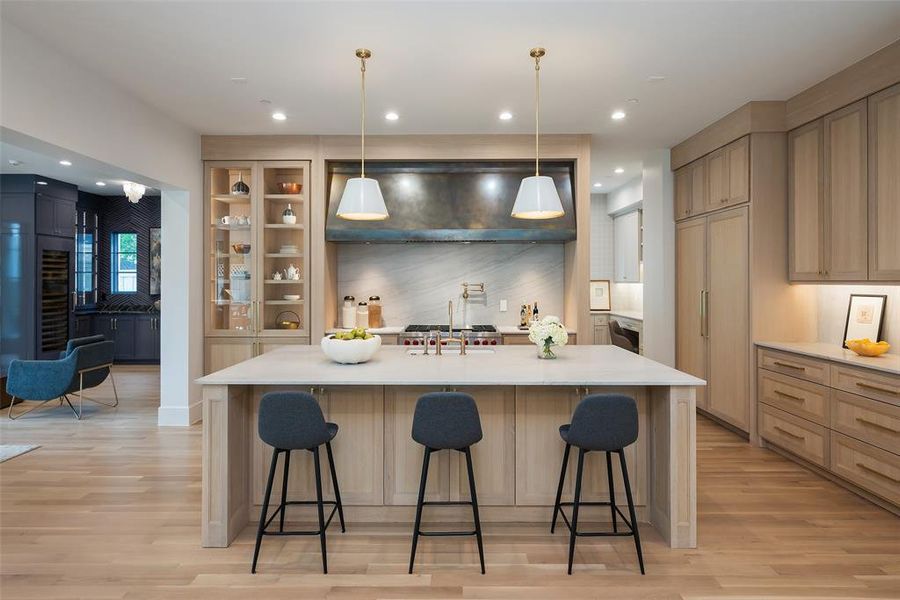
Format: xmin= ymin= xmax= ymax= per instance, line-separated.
xmin=511 ymin=175 xmax=564 ymax=220
xmin=336 ymin=177 xmax=389 ymax=221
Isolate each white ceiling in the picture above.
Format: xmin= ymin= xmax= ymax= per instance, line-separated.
xmin=3 ymin=1 xmax=899 ymax=191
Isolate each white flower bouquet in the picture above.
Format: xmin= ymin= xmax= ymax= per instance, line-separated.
xmin=528 ymin=315 xmax=569 ymax=359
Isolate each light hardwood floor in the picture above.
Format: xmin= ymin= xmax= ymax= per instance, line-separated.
xmin=1 ymin=367 xmax=898 ymax=599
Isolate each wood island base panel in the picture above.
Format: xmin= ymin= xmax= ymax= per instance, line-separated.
xmin=197 ymin=345 xmax=703 ymax=550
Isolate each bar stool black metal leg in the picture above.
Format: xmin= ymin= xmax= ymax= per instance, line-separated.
xmin=279 ymin=450 xmax=291 ymax=532
xmin=551 ymin=443 xmax=571 ymax=534
xmin=325 ymin=441 xmax=346 ymax=533
xmin=464 ymin=447 xmax=486 ymax=574
xmin=605 ymin=451 xmax=618 ymax=533
xmin=312 ymin=446 xmax=328 ymax=574
xmin=408 ymin=447 xmax=431 ymax=574
xmin=619 ymin=449 xmax=644 ymax=575
xmin=567 ymin=448 xmax=586 ymax=575
xmin=251 ymin=448 xmax=279 ymax=574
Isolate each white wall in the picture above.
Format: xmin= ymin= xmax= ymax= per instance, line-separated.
xmin=640 ymin=150 xmax=675 ymax=365
xmin=1 ymin=21 xmax=203 ymax=425
xmin=337 ymin=243 xmax=565 ymax=327
xmin=814 ymin=285 xmax=899 ymax=352
xmin=606 ymin=177 xmax=643 ymax=216
xmin=590 ymin=192 xmax=644 ymax=314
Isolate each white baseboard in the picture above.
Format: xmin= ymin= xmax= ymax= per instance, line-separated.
xmin=157 ymin=401 xmax=202 ymax=426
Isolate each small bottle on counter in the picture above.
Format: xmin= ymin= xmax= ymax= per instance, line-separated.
xmin=367 ymin=296 xmax=382 ymax=329
xmin=356 ymin=301 xmax=369 ymax=328
xmin=532 ymin=301 xmax=539 ymax=322
xmin=520 ymin=304 xmax=528 ymax=328
xmin=341 ymin=296 xmax=356 ymax=329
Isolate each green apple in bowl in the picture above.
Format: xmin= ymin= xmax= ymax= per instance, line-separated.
xmin=321 ymin=330 xmax=381 ymax=364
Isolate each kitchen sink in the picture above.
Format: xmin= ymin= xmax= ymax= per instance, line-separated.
xmin=406 ymin=348 xmax=496 ymax=356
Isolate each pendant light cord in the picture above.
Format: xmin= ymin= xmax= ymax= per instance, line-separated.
xmin=360 ymin=53 xmax=367 ymax=179
xmin=534 ymin=53 xmax=541 ymax=177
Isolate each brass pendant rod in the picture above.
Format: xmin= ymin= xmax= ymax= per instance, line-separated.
xmin=356 ymin=49 xmax=371 ymax=179
xmin=529 ymin=48 xmax=546 ymax=177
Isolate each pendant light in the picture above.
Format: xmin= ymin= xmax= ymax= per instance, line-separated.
xmin=336 ymin=48 xmax=389 ymax=221
xmin=511 ymin=47 xmax=565 ymax=220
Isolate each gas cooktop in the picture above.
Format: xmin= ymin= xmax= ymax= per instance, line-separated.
xmin=404 ymin=324 xmax=497 ymax=333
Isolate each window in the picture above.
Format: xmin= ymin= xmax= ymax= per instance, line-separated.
xmin=111 ymin=232 xmax=138 ymax=293
xmin=75 ymin=231 xmax=94 ymax=294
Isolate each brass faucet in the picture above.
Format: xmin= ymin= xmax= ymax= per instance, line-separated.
xmin=444 ymin=299 xmax=467 ymax=355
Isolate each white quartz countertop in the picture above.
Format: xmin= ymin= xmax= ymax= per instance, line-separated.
xmin=608 ymin=310 xmax=644 ymax=322
xmin=197 ymin=344 xmax=706 ymax=387
xmin=756 ymin=341 xmax=899 ymax=375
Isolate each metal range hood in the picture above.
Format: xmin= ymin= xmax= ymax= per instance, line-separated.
xmin=325 ymin=161 xmax=576 ymax=242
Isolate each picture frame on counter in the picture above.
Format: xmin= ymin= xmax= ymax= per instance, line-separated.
xmin=842 ymin=294 xmax=887 ymax=348
xmin=589 ymin=279 xmax=611 ymax=311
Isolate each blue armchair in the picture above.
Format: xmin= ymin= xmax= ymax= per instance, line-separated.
xmin=6 ymin=335 xmax=117 ymax=420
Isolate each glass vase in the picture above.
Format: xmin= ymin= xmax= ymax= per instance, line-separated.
xmin=537 ymin=343 xmax=557 ymax=359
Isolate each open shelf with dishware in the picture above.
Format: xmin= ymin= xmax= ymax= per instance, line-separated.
xmin=204 ymin=161 xmax=311 ymax=372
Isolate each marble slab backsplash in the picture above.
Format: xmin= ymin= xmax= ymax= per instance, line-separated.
xmin=337 ymin=243 xmax=565 ymax=327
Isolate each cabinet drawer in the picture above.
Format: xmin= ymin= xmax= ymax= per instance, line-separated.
xmin=760 ymin=404 xmax=829 ymax=467
xmin=758 ymin=349 xmax=830 ymax=385
xmin=757 ymin=369 xmax=830 ymax=425
xmin=831 ymin=390 xmax=900 ymax=453
xmin=831 ymin=365 xmax=900 ymax=407
xmin=830 ymin=432 xmax=900 ymax=506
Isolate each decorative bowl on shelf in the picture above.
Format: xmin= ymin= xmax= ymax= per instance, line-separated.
xmin=845 ymin=339 xmax=891 ymax=357
xmin=321 ymin=334 xmax=381 ymax=364
xmin=231 ymin=243 xmax=251 ymax=254
xmin=279 ymin=182 xmax=303 ymax=194
xmin=283 ymin=294 xmax=301 ymax=301
xmin=276 ymin=311 xmax=301 ymax=330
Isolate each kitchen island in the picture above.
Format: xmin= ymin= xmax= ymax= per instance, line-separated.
xmin=197 ymin=344 xmax=704 ymax=549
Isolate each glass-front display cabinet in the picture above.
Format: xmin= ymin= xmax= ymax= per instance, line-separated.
xmin=204 ymin=161 xmax=310 ymax=345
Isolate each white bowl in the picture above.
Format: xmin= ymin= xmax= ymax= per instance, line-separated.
xmin=320 ymin=334 xmax=381 ymax=364
xmin=283 ymin=294 xmax=301 ymax=301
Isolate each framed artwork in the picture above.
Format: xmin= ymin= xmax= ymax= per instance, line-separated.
xmin=590 ymin=279 xmax=611 ymax=311
xmin=842 ymin=294 xmax=886 ymax=348
xmin=149 ymin=227 xmax=161 ymax=295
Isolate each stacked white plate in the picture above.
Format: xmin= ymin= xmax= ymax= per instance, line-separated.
xmin=279 ymin=245 xmax=299 ymax=254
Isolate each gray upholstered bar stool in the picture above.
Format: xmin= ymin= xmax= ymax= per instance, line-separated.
xmin=408 ymin=392 xmax=486 ymax=574
xmin=551 ymin=393 xmax=645 ymax=575
xmin=251 ymin=391 xmax=346 ymax=574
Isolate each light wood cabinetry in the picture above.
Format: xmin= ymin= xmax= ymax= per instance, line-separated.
xmin=868 ymin=83 xmax=900 ymax=280
xmin=614 ymin=210 xmax=641 ymax=283
xmin=204 ymin=161 xmax=311 ymax=373
xmin=789 ymin=84 xmax=900 ymax=282
xmin=673 ymin=137 xmax=748 ymax=222
xmin=757 ymin=346 xmax=899 ymax=510
xmin=824 ymin=100 xmax=868 ymax=280
xmin=592 ymin=313 xmax=610 ymax=345
xmin=675 ymin=207 xmax=748 ymax=430
xmin=788 ymin=121 xmax=825 ymax=279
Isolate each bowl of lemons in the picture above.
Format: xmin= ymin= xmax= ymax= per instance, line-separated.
xmin=845 ymin=338 xmax=891 ymax=357
xmin=321 ymin=328 xmax=381 ymax=364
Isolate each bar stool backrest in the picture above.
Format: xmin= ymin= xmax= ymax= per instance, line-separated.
xmin=412 ymin=392 xmax=483 ymax=450
xmin=567 ymin=393 xmax=638 ymax=451
xmin=258 ymin=391 xmax=330 ymax=450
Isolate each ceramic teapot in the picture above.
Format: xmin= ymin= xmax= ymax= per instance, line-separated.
xmin=284 ymin=264 xmax=301 ymax=280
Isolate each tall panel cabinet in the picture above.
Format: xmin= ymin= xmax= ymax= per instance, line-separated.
xmin=204 ymin=161 xmax=311 ymax=373
xmin=675 ymin=134 xmax=815 ymax=436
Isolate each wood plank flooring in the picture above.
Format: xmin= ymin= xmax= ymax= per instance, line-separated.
xmin=1 ymin=367 xmax=898 ymax=599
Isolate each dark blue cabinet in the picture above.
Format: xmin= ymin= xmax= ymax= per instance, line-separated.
xmin=134 ymin=315 xmax=161 ymax=361
xmin=94 ymin=313 xmax=159 ymax=363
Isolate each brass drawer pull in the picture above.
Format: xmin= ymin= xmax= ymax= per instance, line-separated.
xmin=774 ymin=390 xmax=805 ymax=403
xmin=773 ymin=361 xmax=805 ymax=371
xmin=855 ymin=462 xmax=900 ymax=485
xmin=855 ymin=382 xmax=899 ymax=396
xmin=773 ymin=425 xmax=805 ymax=441
xmin=855 ymin=417 xmax=900 ymax=434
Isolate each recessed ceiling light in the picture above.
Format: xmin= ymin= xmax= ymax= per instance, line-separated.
xmin=499 ymin=111 xmax=513 ymax=121
xmin=614 ymin=167 xmax=625 ymax=174
xmin=593 ymin=182 xmax=603 ymax=188
xmin=95 ymin=181 xmax=106 ymax=187
xmin=230 ymin=77 xmax=247 ymax=84
xmin=36 ymin=180 xmax=48 ymax=185
xmin=59 ymin=159 xmax=72 ymax=166
xmin=384 ymin=111 xmax=399 ymax=121
xmin=272 ymin=112 xmax=287 ymax=121
xmin=627 ymin=98 xmax=639 ymax=104
xmin=7 ymin=159 xmax=22 ymax=166
xmin=611 ymin=110 xmax=626 ymax=121
xmin=647 ymin=75 xmax=666 ymax=83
